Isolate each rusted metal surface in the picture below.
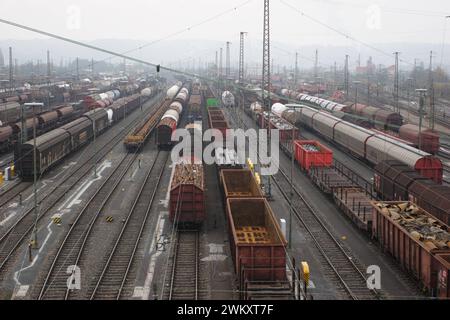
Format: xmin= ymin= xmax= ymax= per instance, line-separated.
xmin=372 ymin=201 xmax=450 ymax=298
xmin=374 ymin=160 xmax=450 ymax=225
xmin=170 ymin=164 xmax=205 ymax=225
xmin=226 ymin=198 xmax=287 ymax=283
xmin=220 ymin=169 xmax=264 ymax=199
xmin=333 ymin=187 xmax=373 ymax=232
xmin=309 ymin=166 xmax=358 ymax=194
xmin=55 ymin=105 xmax=74 ymax=119
xmin=38 ymin=110 xmax=59 ymax=125
xmin=124 ymin=99 xmax=169 ymax=149
xmin=156 ymin=117 xmax=177 ymax=146
xmin=0 ymin=126 xmax=13 ymax=142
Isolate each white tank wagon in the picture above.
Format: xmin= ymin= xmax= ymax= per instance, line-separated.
xmin=166 ymin=85 xmax=181 ymax=99
xmin=222 ymin=91 xmax=235 ymax=108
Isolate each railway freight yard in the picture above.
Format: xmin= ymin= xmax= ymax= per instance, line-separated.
xmin=0 ymin=0 xmax=449 ymax=310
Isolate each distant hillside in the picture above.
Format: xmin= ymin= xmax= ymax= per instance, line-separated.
xmin=0 ymin=38 xmax=447 ymax=72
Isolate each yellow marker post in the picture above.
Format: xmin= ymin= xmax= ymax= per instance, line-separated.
xmin=246 ymin=158 xmax=254 ymax=171
xmin=10 ymin=164 xmax=15 ymax=177
xmin=301 ymin=261 xmax=310 ymax=296
xmin=0 ymin=172 xmax=3 ymax=185
xmin=255 ymin=172 xmax=261 ymax=185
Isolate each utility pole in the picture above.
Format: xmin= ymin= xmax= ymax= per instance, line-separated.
xmin=344 ymin=55 xmax=349 ymax=99
xmin=25 ymin=103 xmax=44 ymax=250
xmin=413 ymin=58 xmax=418 ymax=89
xmin=76 ymin=57 xmax=79 ymax=81
xmin=46 ymin=50 xmax=51 ymax=107
xmin=314 ymin=49 xmax=318 ymax=80
xmin=215 ymin=51 xmax=218 ymax=78
xmin=294 ymin=52 xmax=299 ymax=88
xmin=91 ymin=58 xmax=94 ymax=75
xmin=14 ymin=59 xmax=18 ymax=80
xmin=9 ymin=47 xmax=13 ymax=92
xmin=226 ymin=41 xmax=231 ymax=86
xmin=353 ymin=81 xmax=361 ymax=108
xmin=333 ymin=61 xmax=337 ymax=93
xmin=394 ymin=52 xmax=400 ymax=113
xmin=239 ymin=32 xmax=247 ymax=84
xmin=416 ymin=89 xmax=427 ymax=150
xmin=0 ymin=47 xmax=4 ymax=68
xmin=429 ymin=51 xmax=435 ymax=129
xmin=219 ymin=47 xmax=223 ymax=79
xmin=47 ymin=50 xmax=51 ymax=79
xmin=262 ymin=0 xmax=271 ymax=198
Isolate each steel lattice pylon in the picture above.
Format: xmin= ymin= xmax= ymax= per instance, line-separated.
xmin=262 ymin=0 xmax=270 ymax=112
xmin=226 ymin=41 xmax=231 ymax=78
xmin=261 ymin=0 xmax=271 ymax=197
xmin=239 ymin=32 xmax=247 ymax=83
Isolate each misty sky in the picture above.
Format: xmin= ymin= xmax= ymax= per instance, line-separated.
xmin=1 ymin=0 xmax=450 ymax=69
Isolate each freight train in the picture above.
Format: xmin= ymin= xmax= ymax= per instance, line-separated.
xmin=280 ymin=90 xmax=440 ymax=154
xmin=206 ymin=99 xmax=292 ymax=299
xmin=271 ymin=103 xmax=443 ymax=184
xmin=0 ymin=104 xmax=84 ymax=153
xmin=15 ymin=87 xmax=158 ymax=179
xmin=244 ymin=97 xmax=449 ymax=298
xmin=188 ymin=80 xmax=203 ymax=121
xmin=156 ymin=86 xmax=189 ymax=147
xmin=374 ymin=160 xmax=450 ymax=225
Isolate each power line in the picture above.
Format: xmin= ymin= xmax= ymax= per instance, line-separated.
xmin=11 ymin=0 xmax=255 ymax=80
xmin=279 ymin=0 xmax=415 ymax=66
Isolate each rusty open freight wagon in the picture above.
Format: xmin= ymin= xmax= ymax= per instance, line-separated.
xmin=371 ymin=201 xmax=450 ymax=298
xmin=169 ymin=163 xmax=205 ymax=226
xmin=220 ymin=169 xmax=264 ymax=200
xmin=226 ymin=198 xmax=288 ymax=286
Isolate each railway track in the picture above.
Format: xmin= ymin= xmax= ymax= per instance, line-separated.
xmin=272 ymin=167 xmax=380 ymax=300
xmin=37 ymin=151 xmax=139 ymax=300
xmin=168 ymin=230 xmax=200 ymax=300
xmin=0 ymin=181 xmax=32 ymax=210
xmin=227 ymin=100 xmax=379 ymax=300
xmin=88 ymin=151 xmax=168 ymax=300
xmin=0 ymin=94 xmax=167 ymax=274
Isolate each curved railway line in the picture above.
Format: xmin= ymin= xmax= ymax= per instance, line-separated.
xmin=0 ymin=94 xmax=166 ymax=275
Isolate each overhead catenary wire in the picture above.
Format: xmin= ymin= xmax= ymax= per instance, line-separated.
xmin=19 ymin=0 xmax=255 ymax=80
xmin=279 ymin=0 xmax=415 ymax=67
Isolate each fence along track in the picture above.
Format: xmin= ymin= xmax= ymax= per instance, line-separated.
xmin=89 ymin=151 xmax=169 ymax=300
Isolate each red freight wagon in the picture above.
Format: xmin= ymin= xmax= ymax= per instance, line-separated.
xmin=371 ymin=201 xmax=450 ymax=298
xmin=226 ymin=198 xmax=287 ymax=284
xmin=210 ymin=120 xmax=230 ymax=140
xmin=399 ymin=124 xmax=440 ymax=154
xmin=294 ymin=140 xmax=333 ymax=171
xmin=169 ymin=164 xmax=205 ymax=226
